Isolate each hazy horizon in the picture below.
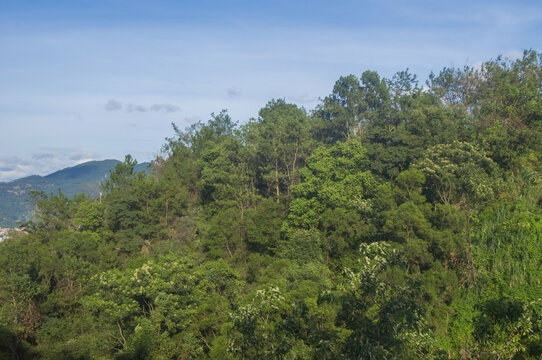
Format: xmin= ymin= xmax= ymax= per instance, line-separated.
xmin=0 ymin=158 xmax=152 ymax=184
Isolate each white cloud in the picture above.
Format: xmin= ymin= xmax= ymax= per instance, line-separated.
xmin=226 ymin=87 xmax=242 ymax=97
xmin=289 ymin=93 xmax=319 ymax=105
xmin=0 ymin=148 xmax=100 ymax=182
xmin=150 ymin=103 xmax=181 ymax=113
xmin=124 ymin=103 xmax=182 ymax=113
xmin=126 ymin=104 xmax=147 ymax=112
xmin=104 ymin=99 xmax=122 ymax=111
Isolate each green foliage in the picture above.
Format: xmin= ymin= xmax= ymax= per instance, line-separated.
xmin=416 ymin=141 xmax=499 ymax=207
xmin=101 ymin=155 xmax=138 ymax=194
xmin=320 ymin=242 xmax=430 ymax=359
xmin=286 ymin=139 xmax=376 ymax=266
xmin=288 ymin=139 xmax=374 ymax=228
xmin=228 ymin=287 xmax=291 ymax=359
xmin=0 ymin=325 xmax=37 ymax=360
xmin=1 ymin=51 xmax=541 ymax=359
xmin=74 ymin=201 xmax=104 ymax=232
xmin=250 ymin=99 xmax=312 ymax=202
xmin=472 ymin=298 xmax=542 ymax=359
xmin=245 ymin=198 xmax=284 ymax=254
xmin=314 ymin=71 xmax=391 ymax=143
xmin=277 ymin=229 xmax=323 ymax=264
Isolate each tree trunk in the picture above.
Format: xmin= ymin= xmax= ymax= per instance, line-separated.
xmin=275 ymin=160 xmax=280 ymax=204
xmin=465 ymin=211 xmax=474 ymax=286
xmin=165 ymin=199 xmax=168 ymax=228
xmin=274 ymin=146 xmax=280 ymax=203
xmin=291 ymin=141 xmax=299 ymax=190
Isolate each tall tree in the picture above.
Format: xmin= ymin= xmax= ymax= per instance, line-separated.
xmin=250 ymin=99 xmax=310 ymax=203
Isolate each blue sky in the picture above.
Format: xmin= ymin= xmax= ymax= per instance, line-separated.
xmin=1 ymin=0 xmax=541 ymax=181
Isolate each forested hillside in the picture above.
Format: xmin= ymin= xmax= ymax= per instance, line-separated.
xmin=1 ymin=50 xmax=541 ymax=359
xmin=0 ymin=160 xmax=150 ymax=228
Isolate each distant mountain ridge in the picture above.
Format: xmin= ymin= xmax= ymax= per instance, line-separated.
xmin=0 ymin=160 xmax=150 ymax=227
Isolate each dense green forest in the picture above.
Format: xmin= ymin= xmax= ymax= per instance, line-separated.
xmin=1 ymin=50 xmax=541 ymax=359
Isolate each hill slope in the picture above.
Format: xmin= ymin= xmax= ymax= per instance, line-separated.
xmin=0 ymin=160 xmax=149 ymax=227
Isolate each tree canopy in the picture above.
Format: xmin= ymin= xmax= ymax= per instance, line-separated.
xmin=1 ymin=50 xmax=542 ymax=359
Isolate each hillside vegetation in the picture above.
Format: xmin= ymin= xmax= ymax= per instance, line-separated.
xmin=0 ymin=51 xmax=541 ymax=359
